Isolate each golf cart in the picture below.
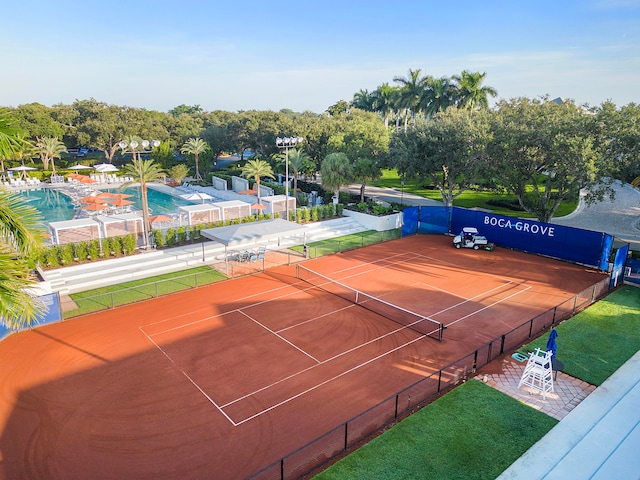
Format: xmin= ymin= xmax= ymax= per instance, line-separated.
xmin=453 ymin=227 xmax=493 ymax=250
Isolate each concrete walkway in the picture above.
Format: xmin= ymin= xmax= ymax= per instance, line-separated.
xmin=498 ymin=351 xmax=640 ymax=479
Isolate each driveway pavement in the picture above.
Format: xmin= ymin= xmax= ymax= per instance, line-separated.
xmin=550 ymin=182 xmax=640 ymax=248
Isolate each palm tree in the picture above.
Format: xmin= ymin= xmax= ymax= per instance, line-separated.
xmin=181 ymin=137 xmax=209 ymax=183
xmin=168 ymin=164 xmax=190 ymax=185
xmin=452 ymin=70 xmax=498 ymax=110
xmin=286 ymin=149 xmax=313 ymax=195
xmin=372 ymin=83 xmax=401 ymax=129
xmin=121 ymin=157 xmax=165 ymax=250
xmin=0 ymin=113 xmax=46 ymax=329
xmin=240 ymin=159 xmax=274 ymax=208
xmin=393 ymin=68 xmax=432 ymax=129
xmin=35 ymin=136 xmax=67 ymax=174
xmin=351 ymin=89 xmax=376 ymax=112
xmin=0 ymin=112 xmax=26 ymax=156
xmin=422 ymin=76 xmax=456 ymax=116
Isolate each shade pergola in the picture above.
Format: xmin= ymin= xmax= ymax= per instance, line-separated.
xmin=201 ymin=218 xmax=307 ymax=273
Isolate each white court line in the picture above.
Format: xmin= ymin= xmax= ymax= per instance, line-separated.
xmin=139 ymin=279 xmax=305 ymax=331
xmin=238 ymin=310 xmax=321 ymax=363
xmin=443 ymin=286 xmax=533 ymax=327
xmin=222 ymin=303 xmax=437 ymax=409
xmin=143 ymin=329 xmax=238 ymax=425
xmin=143 ymin=282 xmax=320 ymax=338
xmin=231 ymin=334 xmax=428 ymax=426
xmin=421 ymin=281 xmax=532 ymax=319
xmin=140 ymin=254 xmax=534 ymax=427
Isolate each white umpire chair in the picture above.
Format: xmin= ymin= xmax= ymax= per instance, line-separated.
xmin=518 ymin=348 xmax=554 ymax=400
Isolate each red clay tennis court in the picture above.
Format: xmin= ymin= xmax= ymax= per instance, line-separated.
xmin=0 ymin=235 xmax=607 ymax=479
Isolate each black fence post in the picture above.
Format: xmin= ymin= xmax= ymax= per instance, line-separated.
xmin=344 ymin=423 xmax=348 ymax=451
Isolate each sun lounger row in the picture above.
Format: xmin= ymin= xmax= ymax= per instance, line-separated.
xmin=2 ymin=178 xmax=42 ymax=187
xmin=89 ymin=174 xmax=134 ymax=184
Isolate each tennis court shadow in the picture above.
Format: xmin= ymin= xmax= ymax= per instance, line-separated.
xmin=0 ymin=320 xmax=306 ymax=480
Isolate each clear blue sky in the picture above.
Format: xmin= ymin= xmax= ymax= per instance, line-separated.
xmin=2 ymin=0 xmax=638 ymax=113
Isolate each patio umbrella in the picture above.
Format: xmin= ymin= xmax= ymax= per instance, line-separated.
xmin=106 ymin=198 xmax=134 ymax=207
xmin=546 ymin=328 xmax=558 ymax=360
xmin=83 ymin=203 xmax=109 ymax=211
xmin=180 ymin=192 xmax=213 ymax=203
xmin=68 ymin=164 xmax=92 ymax=173
xmin=149 ymin=214 xmax=173 ymax=224
xmin=251 ymin=203 xmax=266 ymax=210
xmin=93 ymin=163 xmax=119 ymax=172
xmin=98 ymin=192 xmax=132 ymax=200
xmin=80 ymin=195 xmax=105 ymax=204
xmin=8 ymin=165 xmax=37 ymax=180
xmin=76 ymin=174 xmax=96 ymax=184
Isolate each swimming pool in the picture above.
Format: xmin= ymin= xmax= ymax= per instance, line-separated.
xmin=17 ymin=187 xmax=192 ymax=224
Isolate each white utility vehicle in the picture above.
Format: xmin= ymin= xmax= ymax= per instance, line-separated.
xmin=453 ymin=227 xmax=490 ymax=250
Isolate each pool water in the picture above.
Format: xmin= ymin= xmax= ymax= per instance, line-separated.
xmin=17 ymin=187 xmax=191 ymax=224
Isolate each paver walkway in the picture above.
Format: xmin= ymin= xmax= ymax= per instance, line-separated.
xmin=476 ymin=354 xmax=596 ymax=420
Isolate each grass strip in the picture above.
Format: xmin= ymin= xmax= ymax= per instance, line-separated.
xmin=314 ymin=380 xmax=557 ymax=480
xmin=65 ymin=266 xmax=226 ymax=317
xmin=518 ymin=285 xmax=640 ymax=386
xmin=291 ymin=229 xmax=401 ymax=258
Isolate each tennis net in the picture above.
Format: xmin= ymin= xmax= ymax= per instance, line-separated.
xmin=296 ymin=264 xmax=443 ymax=341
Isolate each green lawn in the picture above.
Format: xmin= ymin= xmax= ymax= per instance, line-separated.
xmin=290 ymin=229 xmax=401 ymax=258
xmin=314 ymin=285 xmax=640 ymax=479
xmin=518 ymin=285 xmax=640 ymax=386
xmin=314 ymin=380 xmax=557 ymax=480
xmin=373 ymin=169 xmax=578 ymax=218
xmin=65 ymin=266 xmax=226 ymax=317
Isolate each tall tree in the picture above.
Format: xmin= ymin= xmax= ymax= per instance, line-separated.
xmin=452 ymin=70 xmax=498 ymax=110
xmin=389 ymin=108 xmax=491 ymax=206
xmin=180 ymin=137 xmax=209 ymax=183
xmin=351 ymin=89 xmax=376 ymax=111
xmin=353 ymin=158 xmax=382 ymax=202
xmin=120 ymin=154 xmax=165 ymax=249
xmin=372 ymin=83 xmax=400 ymax=129
xmin=393 ymin=68 xmax=432 ymax=129
xmin=488 ymin=98 xmax=609 ymax=222
xmin=240 ymin=158 xmax=275 ymax=207
xmin=320 ymin=152 xmax=354 ymax=195
xmin=422 ymin=76 xmax=456 ymax=116
xmin=282 ymin=149 xmax=313 ymax=194
xmin=35 ymin=136 xmax=67 ymax=174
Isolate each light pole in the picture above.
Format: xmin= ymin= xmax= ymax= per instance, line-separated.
xmin=118 ymin=139 xmax=160 ymax=249
xmin=276 ymin=136 xmax=303 ymax=221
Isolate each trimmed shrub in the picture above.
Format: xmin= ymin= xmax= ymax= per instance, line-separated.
xmin=74 ymin=241 xmax=89 ymax=261
xmin=324 ymin=204 xmax=334 ymax=218
xmin=43 ymin=246 xmax=61 ymax=268
xmin=166 ymin=228 xmax=177 ymax=247
xmin=177 ymin=226 xmax=187 ymax=244
xmin=60 ymin=243 xmax=75 ymax=265
xmin=121 ymin=234 xmax=137 ymax=255
xmin=88 ymin=239 xmax=100 ymax=260
xmin=153 ymin=229 xmax=166 ymax=248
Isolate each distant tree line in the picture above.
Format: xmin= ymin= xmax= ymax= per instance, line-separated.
xmin=1 ymin=68 xmax=639 ymax=225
